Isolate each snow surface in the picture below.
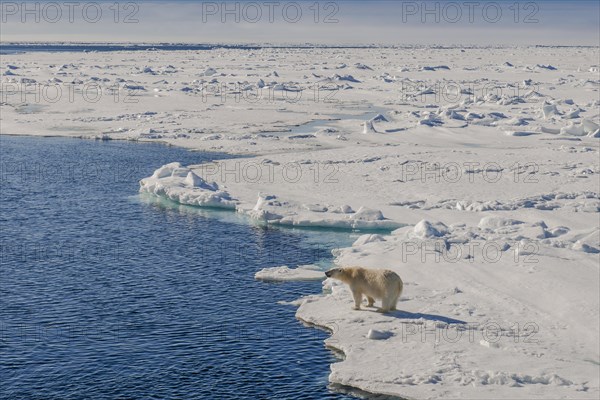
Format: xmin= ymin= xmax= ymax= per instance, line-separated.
xmin=2 ymin=45 xmax=599 ymax=399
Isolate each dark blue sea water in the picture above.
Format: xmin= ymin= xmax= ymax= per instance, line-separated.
xmin=0 ymin=136 xmax=359 ymax=399
xmin=0 ymin=43 xmax=378 ymax=55
xmin=0 ymin=43 xmax=261 ymax=55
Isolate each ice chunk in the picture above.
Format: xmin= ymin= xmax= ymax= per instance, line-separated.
xmin=542 ymin=104 xmax=560 ymax=119
xmin=315 ymin=128 xmax=340 ymax=137
xmin=151 ymin=162 xmax=182 ymax=179
xmin=331 ymin=204 xmax=354 ymax=214
xmin=340 ymin=204 xmax=354 ymax=214
xmin=171 ymin=167 xmax=190 ymax=177
xmin=517 ymin=226 xmax=548 ymax=240
xmin=204 ymin=67 xmax=217 ymax=76
xmin=363 ymin=119 xmax=377 ymax=134
xmin=560 ymin=123 xmax=586 ymax=136
xmin=123 ymin=84 xmax=146 ymax=91
xmin=582 ymin=119 xmax=599 ymax=134
xmin=479 ymin=339 xmax=500 ymax=348
xmin=536 ymin=64 xmax=557 ymax=70
xmin=367 ymin=329 xmax=393 ymax=340
xmin=413 ymin=220 xmax=448 ymax=238
xmin=548 ymin=226 xmax=569 ymax=237
xmin=303 ymin=203 xmax=328 ymax=212
xmin=353 ymin=207 xmax=385 ymax=221
xmin=140 ymin=163 xmax=238 ymax=209
xmin=371 ymin=114 xmax=389 ymax=122
xmin=478 ymin=216 xmax=523 ymax=230
xmin=505 ymin=131 xmax=540 ymax=137
xmin=255 ymin=265 xmax=325 ymax=281
xmin=185 ymin=171 xmax=218 ymax=190
xmin=573 ymin=229 xmax=600 ymax=254
xmin=253 ymin=193 xmax=278 ymax=211
xmin=421 ymin=65 xmax=450 ymax=71
xmin=353 ymin=234 xmax=386 ymax=246
xmin=564 ymin=109 xmax=581 ymax=119
xmin=333 ymin=74 xmax=360 ymax=83
xmin=572 ymin=242 xmax=599 ymax=254
xmin=354 ymin=63 xmax=373 ymax=70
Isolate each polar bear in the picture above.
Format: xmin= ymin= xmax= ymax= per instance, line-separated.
xmin=325 ymin=266 xmax=403 ymax=313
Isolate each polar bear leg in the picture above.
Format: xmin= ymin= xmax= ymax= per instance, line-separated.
xmin=390 ymin=292 xmax=400 ymax=311
xmin=377 ymin=296 xmax=392 ymax=313
xmin=390 ymin=283 xmax=403 ymax=311
xmin=351 ymin=289 xmax=362 ymax=310
xmin=367 ymin=296 xmax=375 ymax=307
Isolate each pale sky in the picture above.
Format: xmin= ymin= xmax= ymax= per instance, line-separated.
xmin=1 ymin=1 xmax=598 ymax=46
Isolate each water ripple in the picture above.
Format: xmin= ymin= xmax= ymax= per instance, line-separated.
xmin=0 ymin=136 xmax=356 ymax=399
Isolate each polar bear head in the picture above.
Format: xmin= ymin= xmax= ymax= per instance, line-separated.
xmin=325 ymin=267 xmax=344 ymax=279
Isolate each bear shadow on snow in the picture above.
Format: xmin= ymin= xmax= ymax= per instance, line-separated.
xmin=386 ymin=310 xmax=467 ymax=325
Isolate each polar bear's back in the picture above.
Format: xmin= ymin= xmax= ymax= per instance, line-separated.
xmin=345 ymin=267 xmax=403 ymax=298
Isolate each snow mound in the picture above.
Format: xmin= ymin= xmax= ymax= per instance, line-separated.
xmin=332 ymin=74 xmax=360 ymax=83
xmin=203 ymin=67 xmax=218 ymax=76
xmin=478 ymin=216 xmax=524 ymax=230
xmin=353 ymin=207 xmax=385 ymax=221
xmin=315 ymin=127 xmax=340 ymax=137
xmin=329 ymin=204 xmax=354 ymax=214
xmin=353 ymin=234 xmax=386 ymax=247
xmin=184 ymin=171 xmax=219 ymax=190
xmin=572 ymin=229 xmax=600 ymax=253
xmin=412 ymin=220 xmax=448 ymax=238
xmin=151 ymin=162 xmax=182 ymax=179
xmin=354 ymin=63 xmax=373 ymax=70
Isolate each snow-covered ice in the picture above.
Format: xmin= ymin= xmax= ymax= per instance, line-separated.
xmin=254 ymin=265 xmax=325 ymax=281
xmin=139 ymin=162 xmax=238 ymax=209
xmin=2 ymin=45 xmax=599 ymax=400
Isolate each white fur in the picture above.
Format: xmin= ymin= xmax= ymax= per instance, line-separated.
xmin=325 ymin=266 xmax=403 ymax=312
